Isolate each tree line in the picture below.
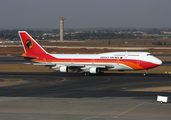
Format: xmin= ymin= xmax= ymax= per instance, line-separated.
xmin=64 ymin=32 xmax=136 ymax=40
xmin=1 ymin=29 xmax=171 ymax=40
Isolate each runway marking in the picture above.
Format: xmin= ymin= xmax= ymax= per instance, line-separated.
xmin=93 ymin=81 xmax=169 ymax=91
xmin=82 ymin=101 xmax=147 ymax=120
xmin=98 ymin=78 xmax=110 ymax=83
xmin=51 ymin=78 xmax=110 ymax=90
xmin=3 ymin=77 xmax=66 ymax=97
xmin=4 ymin=91 xmax=39 ymax=97
xmin=14 ymin=77 xmax=66 ymax=89
xmin=6 ymin=77 xmax=107 ymax=97
xmin=2 ymin=77 xmax=109 ymax=97
xmin=59 ymin=77 xmax=66 ymax=82
xmin=113 ymin=101 xmax=147 ymax=118
xmin=14 ymin=83 xmax=44 ymax=89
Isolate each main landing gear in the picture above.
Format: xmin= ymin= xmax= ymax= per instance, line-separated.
xmin=143 ymin=69 xmax=148 ymax=76
xmin=83 ymin=72 xmax=90 ymax=76
xmin=83 ymin=71 xmax=104 ymax=76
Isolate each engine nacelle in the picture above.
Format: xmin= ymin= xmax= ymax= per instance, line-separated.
xmin=59 ymin=66 xmax=69 ymax=72
xmin=89 ymin=67 xmax=99 ymax=74
xmin=53 ymin=67 xmax=60 ymax=71
xmin=52 ymin=65 xmax=69 ymax=72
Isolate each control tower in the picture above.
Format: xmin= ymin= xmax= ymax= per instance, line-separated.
xmin=60 ymin=16 xmax=65 ymax=41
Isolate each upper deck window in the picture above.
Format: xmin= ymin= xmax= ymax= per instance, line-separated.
xmin=128 ymin=55 xmax=139 ymax=56
xmin=114 ymin=54 xmax=124 ymax=56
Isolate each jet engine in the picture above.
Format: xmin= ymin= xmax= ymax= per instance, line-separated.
xmin=52 ymin=65 xmax=69 ymax=72
xmin=89 ymin=67 xmax=99 ymax=74
xmin=59 ymin=66 xmax=69 ymax=72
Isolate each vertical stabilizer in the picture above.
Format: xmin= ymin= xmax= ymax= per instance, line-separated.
xmin=18 ymin=31 xmax=47 ymax=55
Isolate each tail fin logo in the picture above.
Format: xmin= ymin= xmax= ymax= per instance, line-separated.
xmin=25 ymin=39 xmax=34 ymax=50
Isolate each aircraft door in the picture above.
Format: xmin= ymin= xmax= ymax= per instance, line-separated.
xmin=91 ymin=59 xmax=95 ymax=64
xmin=71 ymin=58 xmax=74 ymax=64
xmin=136 ymin=60 xmax=140 ymax=65
xmin=43 ymin=58 xmax=46 ymax=62
xmin=116 ymin=57 xmax=119 ymax=65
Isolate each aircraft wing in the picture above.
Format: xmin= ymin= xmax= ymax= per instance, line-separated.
xmin=33 ymin=63 xmax=113 ymax=68
xmin=33 ymin=63 xmax=114 ymax=74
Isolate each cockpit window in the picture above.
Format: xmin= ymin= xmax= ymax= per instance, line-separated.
xmin=147 ymin=54 xmax=153 ymax=56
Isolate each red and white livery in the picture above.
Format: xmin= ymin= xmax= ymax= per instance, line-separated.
xmin=19 ymin=31 xmax=162 ymax=76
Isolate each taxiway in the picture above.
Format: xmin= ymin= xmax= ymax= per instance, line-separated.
xmin=0 ymin=72 xmax=171 ymax=120
xmin=0 ymin=54 xmax=171 ymax=120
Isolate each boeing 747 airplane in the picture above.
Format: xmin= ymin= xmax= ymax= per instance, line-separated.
xmin=19 ymin=31 xmax=162 ymax=76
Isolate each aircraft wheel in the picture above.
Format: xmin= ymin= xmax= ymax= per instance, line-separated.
xmin=143 ymin=69 xmax=148 ymax=76
xmin=83 ymin=72 xmax=90 ymax=76
xmin=99 ymin=71 xmax=104 ymax=74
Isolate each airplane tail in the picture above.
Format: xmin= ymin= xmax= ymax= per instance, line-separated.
xmin=18 ymin=31 xmax=47 ymax=55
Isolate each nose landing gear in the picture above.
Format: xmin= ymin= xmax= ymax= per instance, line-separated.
xmin=143 ymin=69 xmax=148 ymax=76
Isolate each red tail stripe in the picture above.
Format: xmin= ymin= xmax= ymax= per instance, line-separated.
xmin=19 ymin=31 xmax=47 ymax=55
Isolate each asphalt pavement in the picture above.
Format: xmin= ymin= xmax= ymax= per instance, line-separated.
xmin=0 ymin=72 xmax=171 ymax=120
xmin=0 ymin=54 xmax=171 ymax=120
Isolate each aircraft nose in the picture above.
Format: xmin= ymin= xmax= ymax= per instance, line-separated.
xmin=155 ymin=59 xmax=162 ymax=65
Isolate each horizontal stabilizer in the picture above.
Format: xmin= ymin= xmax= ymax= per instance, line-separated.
xmin=6 ymin=54 xmax=38 ymax=59
xmin=22 ymin=56 xmax=39 ymax=59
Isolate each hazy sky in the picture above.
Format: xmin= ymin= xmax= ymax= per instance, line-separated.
xmin=1 ymin=0 xmax=171 ymax=29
